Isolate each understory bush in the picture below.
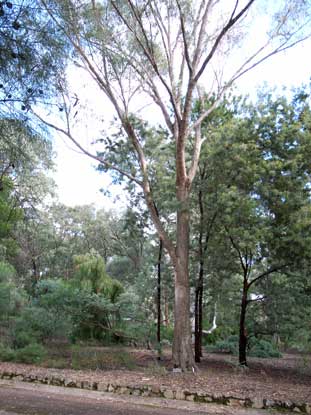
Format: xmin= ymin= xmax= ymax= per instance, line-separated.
xmin=203 ymin=327 xmax=226 ymax=345
xmin=0 ymin=343 xmax=15 ymax=361
xmin=15 ymin=343 xmax=47 ymax=364
xmin=206 ymin=335 xmax=238 ymax=354
xmin=12 ymin=306 xmax=71 ymax=344
xmin=248 ymin=338 xmax=282 ymax=358
xmin=206 ymin=335 xmax=281 ymax=358
xmin=0 ymin=342 xmax=46 ymax=364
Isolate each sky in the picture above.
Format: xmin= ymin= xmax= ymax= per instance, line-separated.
xmin=52 ymin=15 xmax=311 ymax=210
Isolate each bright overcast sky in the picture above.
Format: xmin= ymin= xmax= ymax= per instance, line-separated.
xmin=52 ymin=33 xmax=311 ymax=210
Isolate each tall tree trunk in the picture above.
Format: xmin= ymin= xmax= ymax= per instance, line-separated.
xmin=195 ymin=187 xmax=205 ymax=362
xmin=31 ymin=258 xmax=40 ymax=294
xmin=194 ymin=260 xmax=204 ymax=362
xmin=239 ymin=279 xmax=249 ymax=366
xmin=172 ymin=186 xmax=196 ymax=371
xmin=157 ymin=239 xmax=163 ymax=346
xmin=163 ymin=287 xmax=169 ymax=326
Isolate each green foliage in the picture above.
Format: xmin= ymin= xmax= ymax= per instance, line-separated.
xmin=0 ymin=261 xmax=25 ymax=320
xmin=206 ymin=335 xmax=239 ymax=354
xmin=207 ymin=335 xmax=282 ymax=359
xmin=15 ymin=343 xmax=47 ymax=364
xmin=160 ymin=325 xmax=174 ymax=344
xmin=203 ymin=328 xmax=225 ymax=345
xmin=0 ymin=84 xmax=310 ymax=366
xmin=12 ymin=331 xmax=34 ymax=349
xmin=0 ymin=177 xmax=22 ymax=258
xmin=0 ymin=343 xmax=16 ymax=362
xmin=0 ymin=341 xmax=46 ymax=364
xmin=12 ymin=305 xmax=71 ymax=344
xmin=0 ymin=0 xmax=68 ymax=114
xmin=73 ymin=251 xmax=124 ymax=301
xmin=0 ymin=261 xmax=15 ymax=282
xmin=248 ymin=339 xmax=282 ymax=358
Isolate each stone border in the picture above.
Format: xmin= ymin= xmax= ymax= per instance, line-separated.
xmin=0 ymin=370 xmax=310 ymax=414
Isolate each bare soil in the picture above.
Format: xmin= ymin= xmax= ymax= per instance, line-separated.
xmin=1 ymin=348 xmax=310 ymax=404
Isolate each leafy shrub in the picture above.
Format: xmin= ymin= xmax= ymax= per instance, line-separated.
xmin=203 ymin=327 xmax=225 ymax=345
xmin=206 ymin=335 xmax=282 ymax=358
xmin=12 ymin=331 xmax=36 ymax=349
xmin=0 ymin=261 xmax=16 ymax=283
xmin=161 ymin=325 xmax=174 ymax=344
xmin=0 ymin=343 xmax=16 ymax=362
xmin=206 ymin=335 xmax=239 ymax=354
xmin=12 ymin=306 xmax=71 ymax=343
xmin=15 ymin=343 xmax=46 ymax=364
xmin=249 ymin=339 xmax=282 ymax=358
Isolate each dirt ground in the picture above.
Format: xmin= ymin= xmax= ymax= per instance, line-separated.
xmin=0 ymin=349 xmax=310 ymax=404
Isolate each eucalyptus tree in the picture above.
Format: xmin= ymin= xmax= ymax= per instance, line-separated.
xmin=37 ymin=0 xmax=311 ymax=370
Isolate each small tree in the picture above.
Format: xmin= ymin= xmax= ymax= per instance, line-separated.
xmin=73 ymin=251 xmax=123 ymax=300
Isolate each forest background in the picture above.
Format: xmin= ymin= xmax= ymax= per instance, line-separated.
xmin=0 ymin=0 xmax=310 ymax=372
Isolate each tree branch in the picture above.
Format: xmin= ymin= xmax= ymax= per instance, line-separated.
xmin=248 ymin=264 xmax=290 ymax=288
xmin=226 ymin=229 xmax=247 ymax=275
xmin=194 ymin=0 xmax=255 ymax=83
xmin=176 ymin=0 xmax=193 ymax=75
xmin=33 ymin=111 xmax=143 ymax=186
xmin=188 ymin=125 xmax=203 ymax=184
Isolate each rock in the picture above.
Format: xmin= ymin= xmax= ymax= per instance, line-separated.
xmin=132 ymin=388 xmax=142 ymax=396
xmin=119 ymin=386 xmax=130 ymax=395
xmin=172 ymin=368 xmax=182 ymax=373
xmin=228 ymin=398 xmax=245 ymax=407
xmin=82 ymin=381 xmax=91 ymax=390
xmin=252 ymin=397 xmax=264 ymax=409
xmin=163 ymin=389 xmax=175 ymax=399
xmin=196 ymin=393 xmax=213 ymax=403
xmin=212 ymin=393 xmax=228 ymax=404
xmin=97 ymin=382 xmax=108 ymax=392
xmin=151 ymin=385 xmax=161 ymax=395
xmin=186 ymin=393 xmax=194 ymax=402
xmin=175 ymin=390 xmax=185 ymax=400
xmin=107 ymin=384 xmax=115 ymax=392
xmin=64 ymin=379 xmax=76 ymax=387
xmin=305 ymin=404 xmax=311 ymax=414
xmin=51 ymin=377 xmax=63 ymax=386
xmin=283 ymin=401 xmax=295 ymax=410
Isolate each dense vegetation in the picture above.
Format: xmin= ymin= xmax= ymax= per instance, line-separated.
xmin=0 ymin=0 xmax=310 ymax=370
xmin=0 ymin=91 xmax=310 ymax=367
